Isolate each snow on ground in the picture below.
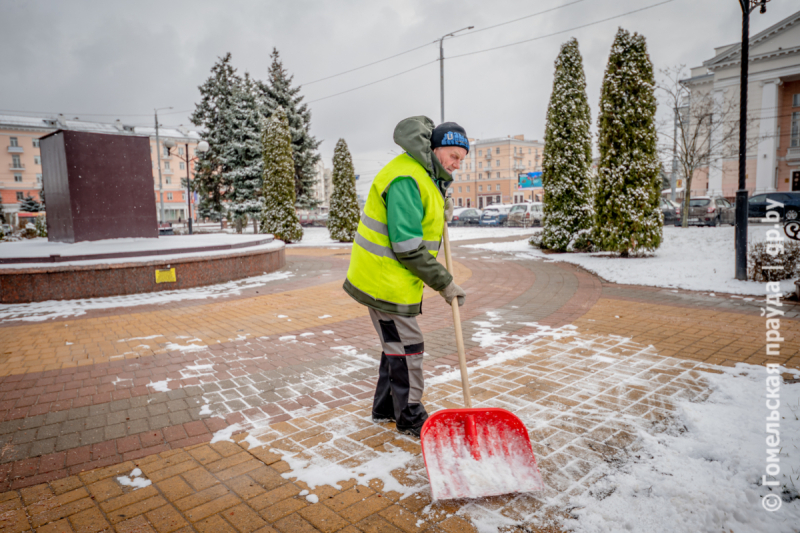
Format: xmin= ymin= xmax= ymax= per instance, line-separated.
xmin=565 ymin=364 xmax=800 ymax=533
xmin=464 ymin=225 xmax=794 ymax=296
xmin=0 ymin=270 xmax=293 ymax=323
xmin=0 ymin=236 xmax=282 ymax=269
xmin=290 ymin=225 xmax=538 ymax=247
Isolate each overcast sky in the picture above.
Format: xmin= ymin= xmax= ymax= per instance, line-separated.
xmin=2 ymin=0 xmax=797 ymax=182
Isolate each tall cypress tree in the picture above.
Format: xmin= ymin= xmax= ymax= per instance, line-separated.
xmin=256 ymin=48 xmax=321 ymax=210
xmin=190 ymin=53 xmax=240 ymax=221
xmin=327 ymin=139 xmax=360 ymax=242
xmin=225 ymin=73 xmax=264 ymax=226
xmin=261 ymin=107 xmax=303 ymax=243
xmin=541 ymin=38 xmax=593 ymax=252
xmin=595 ymin=28 xmax=662 ymax=256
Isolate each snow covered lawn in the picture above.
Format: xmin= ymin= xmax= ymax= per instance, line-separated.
xmin=290 ymin=226 xmax=539 ymax=247
xmin=464 ymin=225 xmax=794 ymax=296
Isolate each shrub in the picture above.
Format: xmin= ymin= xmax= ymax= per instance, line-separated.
xmin=748 ymin=239 xmax=800 ymax=282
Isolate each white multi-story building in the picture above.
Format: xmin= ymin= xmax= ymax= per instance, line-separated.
xmin=682 ymin=9 xmax=800 ymax=198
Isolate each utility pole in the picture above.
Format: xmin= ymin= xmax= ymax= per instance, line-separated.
xmin=735 ymin=0 xmax=769 ymax=280
xmin=670 ymin=105 xmax=678 ymax=203
xmin=154 ymin=107 xmax=172 ymax=225
xmin=437 ymin=26 xmax=474 ymax=124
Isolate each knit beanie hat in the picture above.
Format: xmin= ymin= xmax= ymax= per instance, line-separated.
xmin=431 ymin=122 xmax=469 ymax=153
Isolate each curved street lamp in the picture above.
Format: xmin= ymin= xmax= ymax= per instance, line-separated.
xmin=164 ymin=138 xmax=210 ymax=235
xmin=437 ymin=26 xmax=474 ymax=123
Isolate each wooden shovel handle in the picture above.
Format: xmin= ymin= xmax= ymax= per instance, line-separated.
xmin=442 ymin=224 xmax=472 ymax=409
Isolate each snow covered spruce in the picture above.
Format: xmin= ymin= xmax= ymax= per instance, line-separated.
xmin=540 ymin=38 xmax=594 ymax=252
xmin=595 ymin=28 xmax=662 ymax=256
xmin=327 ymin=138 xmax=359 ymax=242
xmin=260 ymin=107 xmax=303 ymax=243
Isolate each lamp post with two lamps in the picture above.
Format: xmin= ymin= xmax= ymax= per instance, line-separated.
xmin=163 ymin=138 xmax=209 ymax=235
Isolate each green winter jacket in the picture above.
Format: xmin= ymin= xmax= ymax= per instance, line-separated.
xmin=343 ymin=116 xmax=454 ymax=316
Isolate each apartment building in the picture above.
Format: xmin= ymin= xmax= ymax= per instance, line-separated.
xmin=0 ymin=114 xmax=202 ymax=225
xmin=450 ymin=135 xmax=544 ymax=209
xmin=681 ymin=8 xmax=800 ymax=198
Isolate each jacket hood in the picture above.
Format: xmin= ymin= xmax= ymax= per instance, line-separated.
xmin=393 ymin=116 xmax=453 ymax=187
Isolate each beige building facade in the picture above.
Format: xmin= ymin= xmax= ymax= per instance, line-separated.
xmin=0 ymin=114 xmax=202 ymax=225
xmin=682 ymin=9 xmax=800 ymax=198
xmin=450 ymin=135 xmax=544 ymax=209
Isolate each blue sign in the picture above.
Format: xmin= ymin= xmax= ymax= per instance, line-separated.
xmin=355 ymin=174 xmax=359 ymax=180
xmin=518 ymin=172 xmax=542 ymax=189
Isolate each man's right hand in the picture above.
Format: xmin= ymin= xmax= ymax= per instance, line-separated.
xmin=439 ymin=280 xmax=466 ymax=307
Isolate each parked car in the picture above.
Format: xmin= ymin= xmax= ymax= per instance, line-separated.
xmin=449 ymin=207 xmax=482 ymax=226
xmin=748 ymin=192 xmax=800 ymax=221
xmin=479 ymin=205 xmax=513 ymax=226
xmin=158 ymin=222 xmax=174 ymax=235
xmin=674 ymin=196 xmax=735 ymax=226
xmin=660 ymin=197 xmax=679 ymax=225
xmin=508 ymin=202 xmax=543 ymax=227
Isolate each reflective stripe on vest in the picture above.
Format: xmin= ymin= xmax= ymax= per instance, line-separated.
xmin=346 ymin=153 xmax=445 ymax=308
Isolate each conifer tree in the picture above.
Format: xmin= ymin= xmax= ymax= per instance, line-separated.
xmin=256 ymin=49 xmax=321 ymax=209
xmin=261 ymin=107 xmax=303 ymax=243
xmin=327 ymin=139 xmax=359 ymax=242
xmin=595 ymin=28 xmax=662 ymax=256
xmin=19 ymin=195 xmax=41 ymax=212
xmin=541 ymin=38 xmax=593 ymax=252
xmin=225 ymin=73 xmax=264 ymax=226
xmin=190 ymin=53 xmax=241 ymax=221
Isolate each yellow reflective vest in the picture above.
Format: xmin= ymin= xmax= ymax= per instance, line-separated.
xmin=344 ymin=153 xmax=445 ymax=316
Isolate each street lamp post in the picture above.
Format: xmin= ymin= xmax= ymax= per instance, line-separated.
xmin=735 ymin=0 xmax=769 ymax=280
xmin=437 ymin=26 xmax=474 ymax=124
xmin=164 ymin=139 xmax=209 ymax=235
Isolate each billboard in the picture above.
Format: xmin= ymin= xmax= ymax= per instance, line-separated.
xmin=518 ymin=172 xmax=542 ymax=189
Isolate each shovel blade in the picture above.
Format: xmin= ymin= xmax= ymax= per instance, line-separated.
xmin=420 ymin=408 xmax=544 ymax=500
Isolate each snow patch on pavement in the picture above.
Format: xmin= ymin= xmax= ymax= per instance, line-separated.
xmin=116 ymin=468 xmax=152 ymax=490
xmin=0 ymin=270 xmax=294 ymax=323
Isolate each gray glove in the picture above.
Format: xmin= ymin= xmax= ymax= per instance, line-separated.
xmin=444 ymin=197 xmax=455 ymax=222
xmin=439 ymin=280 xmax=466 ymax=307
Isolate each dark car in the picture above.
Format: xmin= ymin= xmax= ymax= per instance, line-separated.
xmin=675 ymin=196 xmax=734 ymax=226
xmin=660 ymin=197 xmax=678 ymax=225
xmin=450 ymin=207 xmax=482 ymax=226
xmin=748 ymin=192 xmax=800 ymax=221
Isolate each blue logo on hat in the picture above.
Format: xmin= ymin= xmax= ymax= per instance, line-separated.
xmin=442 ymin=131 xmax=469 ymax=152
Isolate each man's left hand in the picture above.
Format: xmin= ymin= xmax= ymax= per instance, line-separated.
xmin=444 ymin=198 xmax=455 ymax=222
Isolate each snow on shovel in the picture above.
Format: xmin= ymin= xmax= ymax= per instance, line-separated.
xmin=420 ymin=225 xmax=544 ymax=500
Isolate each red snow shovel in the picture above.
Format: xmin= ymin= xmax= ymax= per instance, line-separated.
xmin=420 ymin=224 xmax=544 ymax=500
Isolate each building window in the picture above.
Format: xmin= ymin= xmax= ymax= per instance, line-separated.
xmin=34 ymin=156 xmax=41 ymax=165
xmin=478 ymin=162 xmax=482 ymax=169
xmin=164 ymin=161 xmax=170 ymax=170
xmin=10 ymin=137 xmax=18 ymax=147
xmin=179 ymin=147 xmax=184 ymax=156
xmin=467 ymin=186 xmax=470 ymax=192
xmin=166 ymin=177 xmax=172 ymax=184
xmin=167 ymin=192 xmax=173 ymax=200
xmin=16 ymin=192 xmax=23 ymax=201
xmin=182 ymin=192 xmax=186 ymax=200
xmin=36 ymin=174 xmax=42 ymax=183
xmin=794 ymin=94 xmax=800 ymax=107
xmin=163 ymin=146 xmax=169 ymax=156
xmin=496 ymin=184 xmax=501 ymax=191
xmin=495 ymin=160 xmax=500 ymax=167
xmin=478 ymin=173 xmax=483 ymax=180
xmin=513 ymin=147 xmax=517 ymax=154
xmin=496 ymin=173 xmax=501 ymax=179
xmin=14 ymin=174 xmax=22 ymax=182
xmin=11 ymin=155 xmax=21 ymax=168
xmin=32 ymin=139 xmax=39 ymax=147
xmin=496 ymin=195 xmax=501 ymax=203
xmin=792 ymin=112 xmax=800 ymax=148
xmin=457 ymin=198 xmax=463 ymax=207
xmin=458 ymin=186 xmax=462 ymax=193
xmin=495 ymin=147 xmax=500 ymax=155
xmin=478 ymin=185 xmax=483 ymax=192
xmin=180 ymin=162 xmax=185 ymax=170
xmin=478 ymin=150 xmax=482 ymax=156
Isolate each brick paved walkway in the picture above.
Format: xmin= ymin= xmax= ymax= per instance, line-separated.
xmin=0 ymin=235 xmax=797 ymax=532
